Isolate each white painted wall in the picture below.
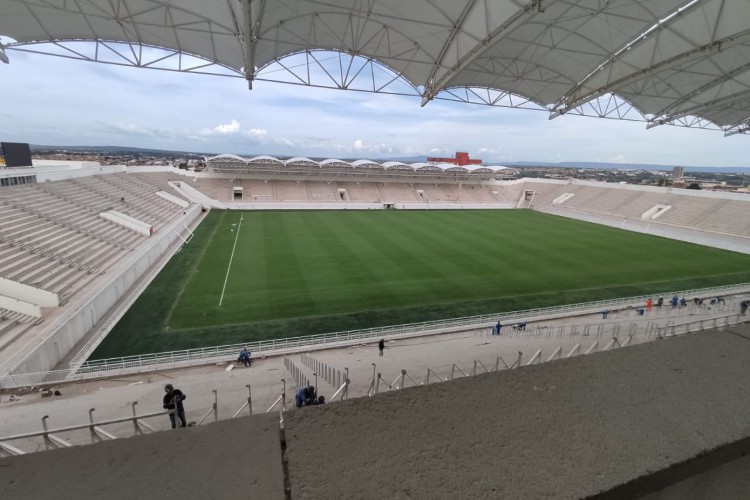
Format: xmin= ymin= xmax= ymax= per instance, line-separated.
xmin=0 ymin=277 xmax=58 ymax=307
xmin=170 ymin=180 xmax=226 ymax=208
xmin=222 ymin=202 xmax=514 ymax=210
xmin=100 ymin=210 xmax=152 ymax=236
xmin=35 ymin=164 xmax=126 ymax=182
xmin=531 ymin=204 xmax=750 ymax=254
xmin=157 ymin=191 xmax=190 ymax=208
xmin=0 ymin=295 xmax=41 ymax=318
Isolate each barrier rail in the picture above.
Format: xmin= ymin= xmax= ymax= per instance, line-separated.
xmin=2 ymin=282 xmax=748 ymax=389
xmin=364 ymin=313 xmax=746 ymax=396
xmin=0 ymin=402 xmax=169 ymax=456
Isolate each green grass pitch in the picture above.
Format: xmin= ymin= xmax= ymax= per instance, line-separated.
xmin=93 ymin=209 xmax=750 ymax=358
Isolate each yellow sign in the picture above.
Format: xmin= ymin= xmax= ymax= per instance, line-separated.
xmin=0 ymin=156 xmax=5 ymax=167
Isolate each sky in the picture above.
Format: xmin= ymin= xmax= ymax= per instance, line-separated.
xmin=1 ymin=44 xmax=748 ymax=167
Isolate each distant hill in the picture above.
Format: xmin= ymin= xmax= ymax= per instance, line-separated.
xmin=28 ymin=145 xmax=750 ymax=173
xmin=490 ymin=160 xmax=750 ymax=173
xmin=31 ymin=144 xmax=209 ymax=156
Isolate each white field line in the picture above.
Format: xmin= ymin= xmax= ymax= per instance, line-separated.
xmin=219 ymin=215 xmax=243 ymax=307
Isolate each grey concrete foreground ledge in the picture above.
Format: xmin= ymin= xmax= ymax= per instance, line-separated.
xmin=284 ymin=325 xmax=750 ymax=499
xmin=0 ymin=412 xmax=286 ymax=500
xmin=4 ymin=325 xmax=750 ymax=500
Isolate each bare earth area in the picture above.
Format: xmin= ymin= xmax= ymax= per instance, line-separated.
xmin=3 ymin=323 xmax=750 ymax=499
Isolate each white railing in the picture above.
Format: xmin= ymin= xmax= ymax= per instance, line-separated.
xmin=366 ymin=314 xmax=746 ymax=396
xmin=1 ymin=282 xmax=748 ymax=389
xmin=68 ymin=205 xmax=208 ymax=372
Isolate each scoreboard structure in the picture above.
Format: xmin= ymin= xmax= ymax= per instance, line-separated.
xmin=0 ymin=142 xmax=33 ymax=168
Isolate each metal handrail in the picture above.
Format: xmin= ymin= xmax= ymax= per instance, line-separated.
xmin=75 ymin=282 xmax=749 ymax=371
xmin=2 ymin=283 xmax=747 ymax=389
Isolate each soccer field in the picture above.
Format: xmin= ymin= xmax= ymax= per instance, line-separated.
xmin=94 ymin=209 xmax=750 ymax=357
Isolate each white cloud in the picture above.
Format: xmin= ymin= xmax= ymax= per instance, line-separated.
xmin=1 ymin=48 xmax=748 ymax=167
xmin=246 ymin=128 xmax=268 ymax=138
xmin=201 ymin=119 xmax=241 ymax=136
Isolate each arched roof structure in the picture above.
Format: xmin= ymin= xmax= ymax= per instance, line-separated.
xmin=204 ymin=154 xmax=511 ymax=181
xmin=319 ymin=159 xmax=353 ymax=169
xmin=285 ymin=157 xmax=318 ymax=167
xmin=351 ymin=160 xmax=385 ymax=171
xmin=248 ymin=155 xmax=284 ymax=166
xmin=3 ymin=0 xmax=747 ymax=134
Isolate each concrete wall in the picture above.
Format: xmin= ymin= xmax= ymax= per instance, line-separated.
xmin=0 ymin=294 xmax=41 ymax=317
xmin=532 ymin=204 xmax=750 ymax=254
xmin=170 ymin=180 xmax=226 ymax=208
xmin=157 ymin=191 xmax=189 ymax=208
xmin=0 ymin=276 xmax=58 ymax=308
xmin=100 ymin=210 xmax=152 ymax=236
xmin=4 ymin=204 xmax=203 ymax=376
xmin=222 ymin=201 xmax=514 ymax=210
xmin=35 ymin=164 xmax=126 ymax=181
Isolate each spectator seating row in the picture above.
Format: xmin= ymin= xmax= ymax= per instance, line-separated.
xmin=526 ymin=182 xmax=750 ymax=238
xmin=193 ymin=178 xmax=507 ymax=204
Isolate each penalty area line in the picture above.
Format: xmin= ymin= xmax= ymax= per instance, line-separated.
xmin=218 ymin=216 xmax=243 ymax=307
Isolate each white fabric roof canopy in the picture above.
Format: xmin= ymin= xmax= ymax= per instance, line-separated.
xmin=1 ymin=0 xmax=749 ymax=132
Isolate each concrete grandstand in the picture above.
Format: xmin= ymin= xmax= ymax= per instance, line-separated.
xmin=2 ymin=160 xmax=750 ymax=383
xmin=2 ymin=0 xmax=750 ymax=494
xmin=0 ymin=158 xmax=749 ymax=498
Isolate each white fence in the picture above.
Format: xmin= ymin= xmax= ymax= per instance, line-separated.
xmin=1 ymin=282 xmax=748 ymax=389
xmin=368 ymin=312 xmax=747 ymax=396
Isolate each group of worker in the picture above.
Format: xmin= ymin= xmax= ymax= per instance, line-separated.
xmin=295 ymin=385 xmax=325 ymax=407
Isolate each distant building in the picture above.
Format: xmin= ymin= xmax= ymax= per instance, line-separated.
xmin=426 ymin=151 xmax=481 ymax=166
xmin=672 ymin=166 xmax=684 ymax=179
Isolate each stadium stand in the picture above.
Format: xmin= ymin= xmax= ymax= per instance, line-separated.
xmin=525 ymin=180 xmax=750 ymax=240
xmin=241 ymin=179 xmax=272 ymax=201
xmin=308 ymin=181 xmax=340 ymax=202
xmin=2 ymin=161 xmax=750 ymax=393
xmin=379 ymin=182 xmax=421 ymax=202
xmin=275 ymin=180 xmax=310 ymax=202
xmin=336 ymin=181 xmax=382 ymax=202
xmin=0 ymin=167 xmax=198 ymax=380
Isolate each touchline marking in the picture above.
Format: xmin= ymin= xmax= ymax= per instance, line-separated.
xmin=219 ymin=216 xmax=242 ymax=307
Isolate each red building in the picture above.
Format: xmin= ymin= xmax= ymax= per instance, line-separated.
xmin=426 ymin=151 xmax=482 ymax=166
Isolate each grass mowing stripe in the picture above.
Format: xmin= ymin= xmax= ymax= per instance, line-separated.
xmin=218 ymin=213 xmax=243 ymax=307
xmin=164 ymin=211 xmax=226 ymax=327
xmin=92 ymin=209 xmax=750 ymax=357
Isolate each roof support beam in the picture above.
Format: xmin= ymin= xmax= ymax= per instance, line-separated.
xmin=420 ymin=0 xmax=480 ymax=105
xmin=552 ymin=27 xmax=750 ymax=118
xmin=421 ymin=0 xmax=547 ymax=106
xmin=647 ymin=68 xmax=750 ymax=128
xmin=0 ymin=45 xmax=8 ymax=64
xmin=724 ymin=120 xmax=750 ymax=136
xmin=241 ymin=0 xmax=266 ymax=89
xmin=551 ymin=0 xmax=703 ymax=117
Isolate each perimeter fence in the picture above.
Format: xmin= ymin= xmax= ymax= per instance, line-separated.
xmin=1 ymin=282 xmax=748 ymax=389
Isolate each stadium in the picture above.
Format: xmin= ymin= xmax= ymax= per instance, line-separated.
xmin=2 ymin=1 xmax=750 ymax=498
